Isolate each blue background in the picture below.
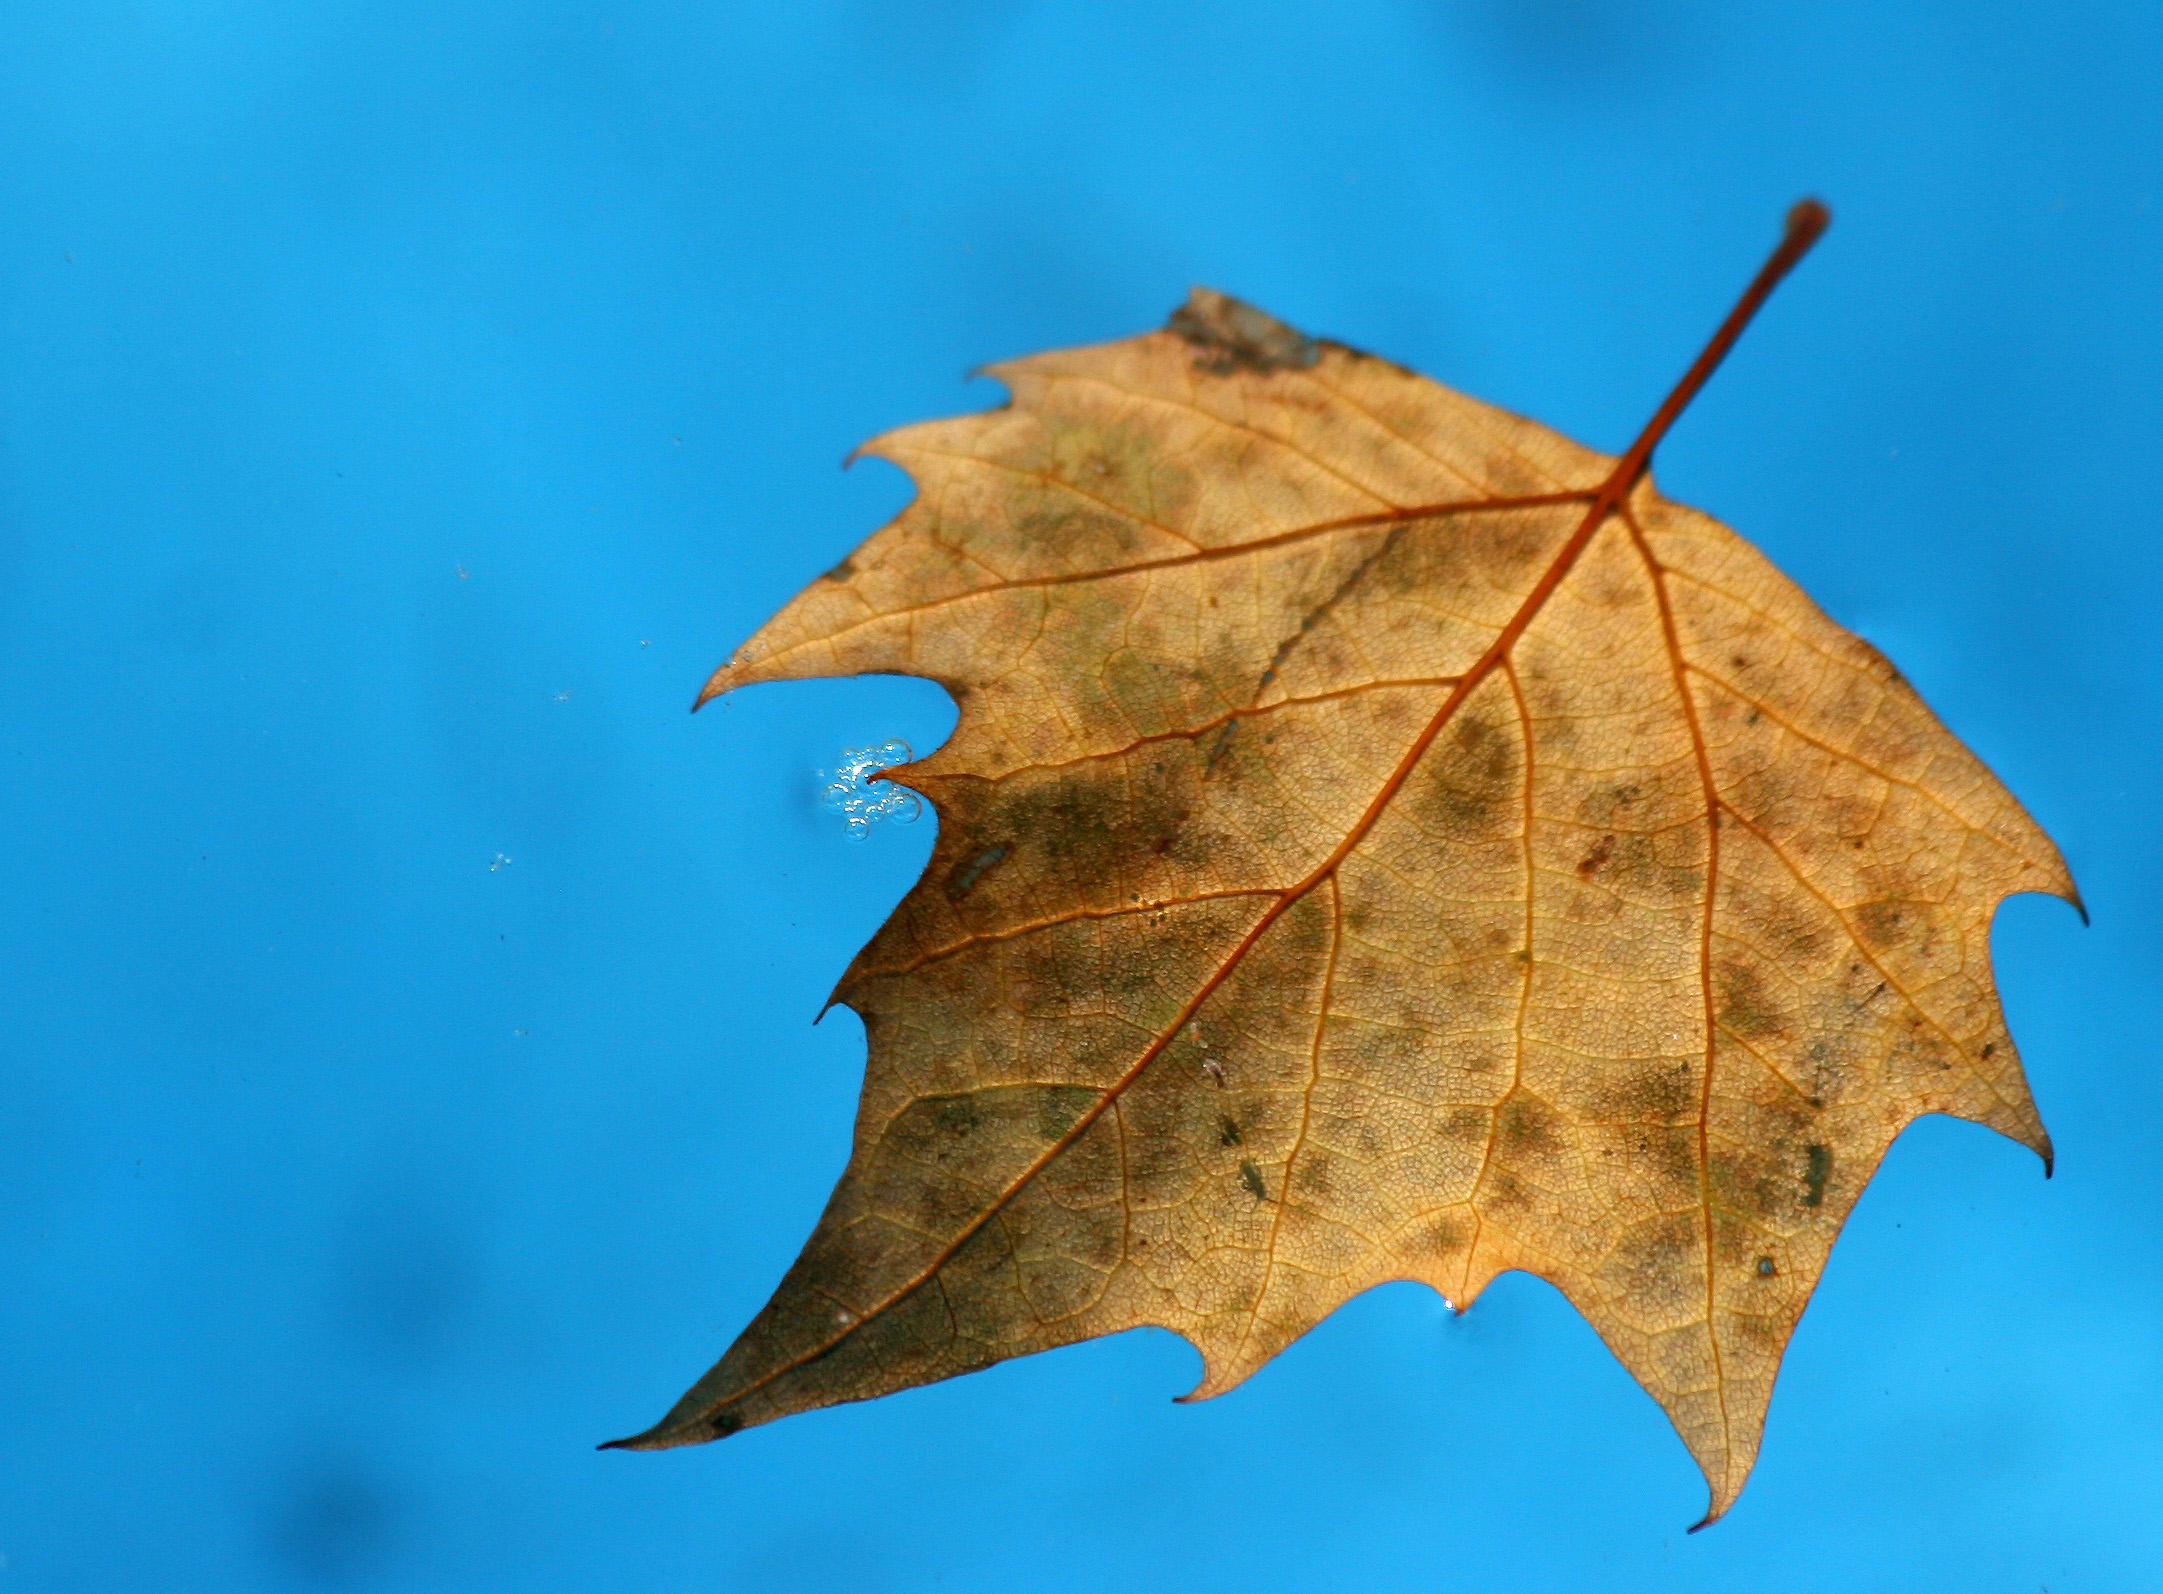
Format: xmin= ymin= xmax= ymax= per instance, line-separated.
xmin=2 ymin=3 xmax=2157 ymax=1589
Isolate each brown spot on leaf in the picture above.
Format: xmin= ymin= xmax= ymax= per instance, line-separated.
xmin=1803 ymin=1143 xmax=1832 ymax=1207
xmin=1166 ymin=287 xmax=1320 ymax=374
xmin=1857 ymin=899 xmax=1911 ymax=950
xmin=1410 ymin=706 xmax=1519 ymax=839
xmin=1408 ymin=1212 xmax=1468 ymax=1257
xmin=1436 ymin=1105 xmax=1491 ymax=1144
xmin=1717 ymin=961 xmax=1787 ymax=1041
xmin=1577 ymin=833 xmax=1616 ymax=877
xmin=932 ymin=1096 xmax=982 ymax=1136
xmin=943 ymin=843 xmax=1011 ymax=902
xmin=1497 ymin=1091 xmax=1563 ymax=1155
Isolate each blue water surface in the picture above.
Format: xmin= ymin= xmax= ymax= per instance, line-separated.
xmin=3 ymin=3 xmax=2158 ymax=1590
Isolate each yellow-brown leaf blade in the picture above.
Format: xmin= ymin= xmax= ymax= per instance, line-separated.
xmin=627 ymin=286 xmax=2072 ymax=1526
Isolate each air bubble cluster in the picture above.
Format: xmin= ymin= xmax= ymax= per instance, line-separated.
xmin=819 ymin=739 xmax=922 ymax=841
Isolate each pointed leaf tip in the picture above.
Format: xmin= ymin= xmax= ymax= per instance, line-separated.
xmin=1165 ymin=286 xmax=1318 ymax=373
xmin=603 ymin=1409 xmax=744 ymax=1452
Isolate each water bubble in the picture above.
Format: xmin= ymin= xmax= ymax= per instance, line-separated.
xmin=819 ymin=739 xmax=922 ymax=841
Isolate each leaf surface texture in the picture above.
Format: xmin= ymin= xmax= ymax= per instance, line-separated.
xmin=619 ymin=268 xmax=2071 ymax=1522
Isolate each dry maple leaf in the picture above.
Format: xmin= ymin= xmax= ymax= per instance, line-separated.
xmin=610 ymin=202 xmax=2076 ymax=1525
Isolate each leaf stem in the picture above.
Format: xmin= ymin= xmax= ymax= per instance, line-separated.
xmin=1610 ymin=199 xmax=1830 ymax=493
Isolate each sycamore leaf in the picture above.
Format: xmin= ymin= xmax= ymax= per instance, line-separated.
xmin=609 ymin=203 xmax=2075 ymax=1525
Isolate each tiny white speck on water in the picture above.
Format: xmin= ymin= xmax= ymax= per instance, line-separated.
xmin=489 ymin=852 xmax=513 ymax=872
xmin=819 ymin=739 xmax=921 ymax=840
